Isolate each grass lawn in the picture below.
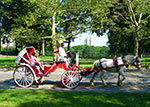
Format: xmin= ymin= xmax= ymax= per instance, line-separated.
xmin=39 ymin=56 xmax=53 ymax=59
xmin=0 ymin=89 xmax=150 ymax=107
xmin=0 ymin=57 xmax=16 ymax=63
xmin=0 ymin=56 xmax=150 ymax=69
xmin=142 ymin=57 xmax=150 ymax=60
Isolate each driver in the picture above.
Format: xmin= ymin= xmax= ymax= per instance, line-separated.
xmin=58 ymin=43 xmax=70 ymax=67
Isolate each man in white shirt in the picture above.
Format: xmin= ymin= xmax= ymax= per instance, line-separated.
xmin=58 ymin=43 xmax=70 ymax=67
xmin=59 ymin=43 xmax=67 ymax=59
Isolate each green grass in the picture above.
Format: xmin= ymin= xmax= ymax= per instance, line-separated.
xmin=0 ymin=57 xmax=16 ymax=63
xmin=141 ymin=57 xmax=150 ymax=60
xmin=79 ymin=62 xmax=93 ymax=65
xmin=0 ymin=89 xmax=150 ymax=107
xmin=79 ymin=57 xmax=98 ymax=61
xmin=0 ymin=57 xmax=16 ymax=68
xmin=141 ymin=62 xmax=150 ymax=64
xmin=39 ymin=56 xmax=53 ymax=59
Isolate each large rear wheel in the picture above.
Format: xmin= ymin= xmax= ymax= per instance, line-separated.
xmin=61 ymin=70 xmax=80 ymax=89
xmin=13 ymin=66 xmax=34 ymax=88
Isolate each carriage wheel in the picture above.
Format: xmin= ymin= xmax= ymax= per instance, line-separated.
xmin=61 ymin=70 xmax=80 ymax=89
xmin=13 ymin=66 xmax=34 ymax=88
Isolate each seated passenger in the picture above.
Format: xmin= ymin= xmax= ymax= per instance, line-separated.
xmin=30 ymin=52 xmax=44 ymax=75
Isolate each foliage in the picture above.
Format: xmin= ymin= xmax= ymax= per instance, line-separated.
xmin=69 ymin=45 xmax=110 ymax=58
xmin=86 ymin=0 xmax=113 ymax=36
xmin=0 ymin=0 xmax=55 ymax=53
xmin=0 ymin=0 xmax=150 ymax=57
xmin=107 ymin=0 xmax=150 ymax=56
xmin=1 ymin=46 xmax=16 ymax=52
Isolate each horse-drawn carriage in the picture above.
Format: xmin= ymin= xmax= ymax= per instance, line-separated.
xmin=14 ymin=47 xmax=82 ymax=89
xmin=13 ymin=47 xmax=141 ymax=89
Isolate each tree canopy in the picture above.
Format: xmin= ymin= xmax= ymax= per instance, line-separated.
xmin=0 ymin=0 xmax=150 ymax=57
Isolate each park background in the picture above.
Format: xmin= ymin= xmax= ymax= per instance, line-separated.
xmin=1 ymin=0 xmax=150 ymax=107
xmin=0 ymin=0 xmax=150 ymax=68
xmin=0 ymin=0 xmax=150 ymax=58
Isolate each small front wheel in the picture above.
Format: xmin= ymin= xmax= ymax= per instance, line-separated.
xmin=13 ymin=66 xmax=34 ymax=88
xmin=61 ymin=70 xmax=80 ymax=89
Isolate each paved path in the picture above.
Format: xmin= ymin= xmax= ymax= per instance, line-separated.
xmin=0 ymin=68 xmax=150 ymax=93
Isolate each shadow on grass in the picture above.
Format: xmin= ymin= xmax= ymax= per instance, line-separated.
xmin=1 ymin=88 xmax=150 ymax=107
xmin=1 ymin=69 xmax=150 ymax=106
xmin=0 ymin=79 xmax=150 ymax=106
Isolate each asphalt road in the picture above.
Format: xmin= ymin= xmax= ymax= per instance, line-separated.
xmin=0 ymin=68 xmax=150 ymax=93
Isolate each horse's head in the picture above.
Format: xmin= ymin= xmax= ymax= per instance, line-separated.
xmin=133 ymin=57 xmax=141 ymax=70
xmin=124 ymin=55 xmax=141 ymax=70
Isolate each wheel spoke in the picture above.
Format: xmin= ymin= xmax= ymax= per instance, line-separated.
xmin=19 ymin=79 xmax=23 ymax=86
xmin=13 ymin=66 xmax=34 ymax=88
xmin=61 ymin=70 xmax=80 ymax=89
xmin=17 ymin=79 xmax=22 ymax=83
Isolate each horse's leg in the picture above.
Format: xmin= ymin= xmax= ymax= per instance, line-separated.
xmin=90 ymin=71 xmax=99 ymax=86
xmin=91 ymin=61 xmax=97 ymax=70
xmin=117 ymin=67 xmax=126 ymax=86
xmin=100 ymin=70 xmax=107 ymax=87
xmin=117 ymin=73 xmax=121 ymax=86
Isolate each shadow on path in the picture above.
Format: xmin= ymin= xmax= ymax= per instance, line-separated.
xmin=1 ymin=69 xmax=150 ymax=93
xmin=1 ymin=78 xmax=150 ymax=93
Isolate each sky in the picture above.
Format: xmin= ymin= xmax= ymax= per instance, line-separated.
xmin=70 ymin=32 xmax=109 ymax=47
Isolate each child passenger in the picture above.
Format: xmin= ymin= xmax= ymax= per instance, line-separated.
xmin=30 ymin=52 xmax=44 ymax=75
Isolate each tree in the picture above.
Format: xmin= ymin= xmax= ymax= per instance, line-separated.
xmin=114 ymin=0 xmax=150 ymax=56
xmin=0 ymin=1 xmax=4 ymax=54
xmin=62 ymin=0 xmax=114 ymax=51
xmin=46 ymin=0 xmax=115 ymax=58
xmin=1 ymin=0 xmax=53 ymax=54
xmin=87 ymin=0 xmax=113 ymax=36
xmin=49 ymin=0 xmax=89 ymax=58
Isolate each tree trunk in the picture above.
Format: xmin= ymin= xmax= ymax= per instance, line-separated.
xmin=109 ymin=31 xmax=116 ymax=57
xmin=134 ymin=36 xmax=139 ymax=56
xmin=139 ymin=40 xmax=142 ymax=58
xmin=67 ymin=37 xmax=71 ymax=50
xmin=15 ymin=39 xmax=18 ymax=54
xmin=134 ymin=26 xmax=140 ymax=57
xmin=6 ymin=43 xmax=8 ymax=55
xmin=38 ymin=41 xmax=42 ymax=55
xmin=0 ymin=33 xmax=1 ymax=54
xmin=52 ymin=12 xmax=57 ymax=59
xmin=21 ymin=43 xmax=23 ymax=50
xmin=42 ymin=39 xmax=45 ymax=56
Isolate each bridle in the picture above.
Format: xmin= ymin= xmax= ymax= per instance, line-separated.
xmin=134 ymin=57 xmax=141 ymax=69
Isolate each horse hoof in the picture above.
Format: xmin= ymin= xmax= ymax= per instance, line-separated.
xmin=117 ymin=82 xmax=121 ymax=86
xmin=103 ymin=84 xmax=108 ymax=87
xmin=90 ymin=82 xmax=94 ymax=87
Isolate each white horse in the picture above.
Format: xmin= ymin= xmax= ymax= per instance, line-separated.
xmin=90 ymin=55 xmax=141 ymax=87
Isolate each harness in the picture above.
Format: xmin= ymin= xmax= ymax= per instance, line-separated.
xmin=113 ymin=58 xmax=119 ymax=72
xmin=113 ymin=58 xmax=118 ymax=65
xmin=96 ymin=59 xmax=103 ymax=69
xmin=96 ymin=57 xmax=127 ymax=72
